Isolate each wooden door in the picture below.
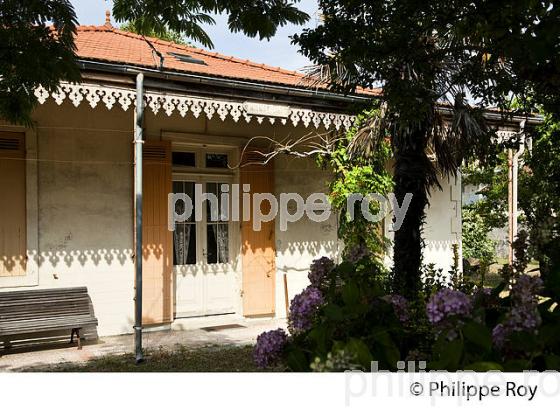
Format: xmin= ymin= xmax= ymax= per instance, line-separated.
xmin=241 ymin=160 xmax=276 ymax=316
xmin=142 ymin=141 xmax=173 ymax=324
xmin=0 ymin=132 xmax=26 ymax=277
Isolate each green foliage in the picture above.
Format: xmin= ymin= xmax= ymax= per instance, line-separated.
xmin=284 ymin=259 xmax=414 ymax=371
xmin=461 ymin=112 xmax=560 ymax=290
xmin=520 ymin=114 xmax=560 ymax=287
xmin=462 ymin=153 xmax=510 ymax=230
xmin=319 ymin=109 xmax=394 ymax=257
xmin=0 ymin=0 xmax=81 ymax=125
xmin=292 ymin=0 xmax=559 ymax=297
xmin=273 ymin=253 xmax=560 ymax=372
xmin=421 ymin=263 xmax=450 ymax=296
xmin=462 ymin=207 xmax=496 ymax=263
xmin=120 ymin=21 xmax=190 ymax=45
xmin=113 ymin=0 xmax=309 ymax=48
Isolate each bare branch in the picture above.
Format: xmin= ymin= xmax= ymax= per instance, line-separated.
xmin=229 ymin=130 xmax=345 ymax=169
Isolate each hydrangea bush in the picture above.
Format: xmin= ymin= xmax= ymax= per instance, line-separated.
xmin=287 ymin=286 xmax=324 ymax=334
xmin=253 ymin=328 xmax=287 ymax=368
xmin=254 ymin=253 xmax=560 ymax=372
xmin=308 ymin=256 xmax=335 ymax=290
xmin=427 ymin=288 xmax=472 ymax=324
xmin=492 ymin=275 xmax=543 ymax=348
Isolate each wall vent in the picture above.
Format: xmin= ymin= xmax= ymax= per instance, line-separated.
xmin=143 ymin=145 xmax=168 ymax=161
xmin=0 ymin=136 xmax=22 ymax=151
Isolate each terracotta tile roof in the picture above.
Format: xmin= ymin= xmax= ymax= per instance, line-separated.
xmin=74 ymin=25 xmax=379 ymax=96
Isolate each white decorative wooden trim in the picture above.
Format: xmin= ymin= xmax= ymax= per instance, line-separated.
xmin=34 ymin=83 xmax=357 ymax=131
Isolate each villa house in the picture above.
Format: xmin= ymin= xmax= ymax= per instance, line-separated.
xmin=0 ymin=21 xmax=523 ymax=337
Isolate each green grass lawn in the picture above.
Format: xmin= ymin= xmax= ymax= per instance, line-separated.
xmin=466 ymin=259 xmax=540 ymax=289
xmin=26 ymin=344 xmax=283 ymax=372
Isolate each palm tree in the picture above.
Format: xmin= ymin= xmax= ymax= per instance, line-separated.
xmin=291 ymin=0 xmax=541 ymax=298
xmin=350 ymin=96 xmax=490 ymax=297
xmin=304 ymin=55 xmax=493 ymax=298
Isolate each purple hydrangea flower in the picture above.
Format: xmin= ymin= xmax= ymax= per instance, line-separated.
xmin=253 ymin=328 xmax=287 ymax=368
xmin=492 ymin=275 xmax=543 ymax=348
xmin=388 ymin=294 xmax=409 ymax=322
xmin=308 ymin=256 xmax=335 ymax=288
xmin=511 ymin=275 xmax=543 ymax=305
xmin=492 ymin=324 xmax=507 ymax=348
xmin=288 ymin=286 xmax=324 ymax=334
xmin=426 ymin=288 xmax=472 ymax=325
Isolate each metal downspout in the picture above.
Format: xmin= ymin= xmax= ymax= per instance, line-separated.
xmin=509 ymin=120 xmax=527 ymax=264
xmin=133 ymin=73 xmax=145 ymax=363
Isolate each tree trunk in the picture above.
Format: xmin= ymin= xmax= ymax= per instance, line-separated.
xmin=391 ymin=125 xmax=432 ymax=299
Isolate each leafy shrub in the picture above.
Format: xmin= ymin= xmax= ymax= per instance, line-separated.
xmin=254 ymin=253 xmax=560 ymax=372
xmin=462 ymin=207 xmax=496 ymax=263
xmin=318 ymin=109 xmax=394 ymax=258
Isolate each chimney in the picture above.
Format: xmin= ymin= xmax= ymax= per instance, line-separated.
xmin=105 ymin=9 xmax=112 ymax=27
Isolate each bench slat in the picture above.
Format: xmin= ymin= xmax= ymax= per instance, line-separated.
xmin=0 ymin=287 xmax=98 ymax=339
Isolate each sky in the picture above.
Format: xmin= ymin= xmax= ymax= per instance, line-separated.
xmin=70 ymin=0 xmax=319 ymax=71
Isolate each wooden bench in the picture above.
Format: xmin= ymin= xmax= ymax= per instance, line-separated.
xmin=0 ymin=287 xmax=98 ymax=351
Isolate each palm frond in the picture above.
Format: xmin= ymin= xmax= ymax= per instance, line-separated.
xmin=347 ymin=104 xmax=389 ymax=160
xmin=429 ymin=92 xmax=490 ymax=176
xmin=301 ymin=60 xmax=359 ymax=92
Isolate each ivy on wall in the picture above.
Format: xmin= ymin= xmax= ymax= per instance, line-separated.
xmin=317 ymin=109 xmax=394 ymax=258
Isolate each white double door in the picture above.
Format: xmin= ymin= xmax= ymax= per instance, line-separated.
xmin=173 ymin=175 xmax=237 ymax=318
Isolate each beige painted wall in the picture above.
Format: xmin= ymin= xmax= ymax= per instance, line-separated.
xmin=0 ymin=96 xmax=461 ymax=335
xmin=274 ymin=156 xmax=340 ymax=318
xmin=384 ymin=173 xmax=462 ymax=275
xmin=1 ymin=102 xmax=135 ymax=336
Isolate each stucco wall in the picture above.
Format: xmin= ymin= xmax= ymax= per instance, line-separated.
xmin=384 ymin=173 xmax=463 ymax=275
xmin=0 ymin=102 xmax=135 ymax=336
xmin=423 ymin=174 xmax=462 ymax=272
xmin=274 ymin=156 xmax=340 ymax=318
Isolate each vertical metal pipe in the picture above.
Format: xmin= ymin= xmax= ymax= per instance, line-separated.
xmin=508 ymin=149 xmax=514 ymax=265
xmin=134 ymin=73 xmax=145 ymax=364
xmin=508 ymin=120 xmax=527 ymax=266
xmin=511 ymin=120 xmax=527 ymax=265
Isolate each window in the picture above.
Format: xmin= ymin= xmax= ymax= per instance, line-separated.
xmin=172 ymin=181 xmax=196 ymax=265
xmin=172 ymin=180 xmax=230 ymax=266
xmin=171 ymin=145 xmax=234 ymax=267
xmin=205 ymin=182 xmax=229 ymax=264
xmin=167 ymin=52 xmax=207 ymax=66
xmin=172 ymin=151 xmax=196 ymax=168
xmin=206 ymin=153 xmax=228 ymax=169
xmin=172 ymin=150 xmax=231 ymax=172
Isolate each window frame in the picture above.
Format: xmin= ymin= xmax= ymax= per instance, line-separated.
xmin=171 ymin=145 xmax=235 ymax=176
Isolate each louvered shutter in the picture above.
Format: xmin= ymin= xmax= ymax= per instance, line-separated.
xmin=240 ymin=153 xmax=276 ymax=316
xmin=141 ymin=141 xmax=173 ymax=324
xmin=0 ymin=132 xmax=26 ymax=277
